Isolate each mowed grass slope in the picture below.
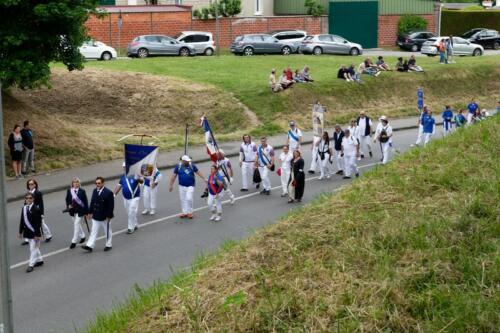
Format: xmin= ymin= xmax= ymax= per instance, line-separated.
xmin=89 ymin=55 xmax=500 ymax=133
xmin=86 ymin=117 xmax=500 ymax=332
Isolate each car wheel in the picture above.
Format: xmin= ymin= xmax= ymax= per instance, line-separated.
xmin=137 ymin=48 xmax=149 ymax=58
xmin=349 ymin=48 xmax=360 ymax=56
xmin=281 ymin=46 xmax=291 ymax=55
xmin=472 ymin=48 xmax=482 ymax=57
xmin=179 ymin=47 xmax=190 ymax=57
xmin=411 ymin=44 xmax=419 ymax=52
xmin=313 ymin=47 xmax=322 ymax=55
xmin=101 ymin=52 xmax=112 ymax=61
xmin=243 ymin=47 xmax=254 ymax=56
xmin=204 ymin=48 xmax=214 ymax=56
xmin=493 ymin=42 xmax=500 ymax=50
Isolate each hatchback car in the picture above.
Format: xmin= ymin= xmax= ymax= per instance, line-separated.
xmin=462 ymin=29 xmax=500 ymax=50
xmin=230 ymin=34 xmax=297 ymax=56
xmin=421 ymin=37 xmax=484 ymax=57
xmin=79 ymin=40 xmax=117 ymax=60
xmin=396 ymin=31 xmax=435 ymax=52
xmin=127 ymin=35 xmax=196 ymax=58
xmin=299 ymin=34 xmax=363 ymax=56
xmin=175 ymin=31 xmax=216 ymax=56
xmin=269 ymin=30 xmax=307 ymax=51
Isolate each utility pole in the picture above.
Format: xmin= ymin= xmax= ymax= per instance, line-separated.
xmin=117 ymin=10 xmax=123 ymax=57
xmin=0 ymin=85 xmax=14 ymax=333
xmin=215 ymin=0 xmax=220 ymax=56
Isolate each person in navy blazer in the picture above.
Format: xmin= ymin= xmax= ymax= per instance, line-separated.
xmin=19 ymin=192 xmax=44 ymax=272
xmin=82 ymin=177 xmax=114 ymax=253
xmin=65 ymin=177 xmax=89 ymax=249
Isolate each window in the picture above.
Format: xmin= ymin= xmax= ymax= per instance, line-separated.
xmin=145 ymin=36 xmax=160 ymax=43
xmin=318 ymin=35 xmax=332 ymax=42
xmin=181 ymin=35 xmax=195 ymax=43
xmin=193 ymin=35 xmax=210 ymax=42
xmin=255 ymin=0 xmax=262 ymax=15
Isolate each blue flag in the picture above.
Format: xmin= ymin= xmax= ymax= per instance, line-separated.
xmin=124 ymin=144 xmax=158 ymax=177
xmin=417 ymin=88 xmax=424 ymax=110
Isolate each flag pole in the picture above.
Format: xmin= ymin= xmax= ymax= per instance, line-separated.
xmin=184 ymin=124 xmax=188 ymax=156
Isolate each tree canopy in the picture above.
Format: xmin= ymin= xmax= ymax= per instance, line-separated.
xmin=0 ymin=0 xmax=99 ymax=89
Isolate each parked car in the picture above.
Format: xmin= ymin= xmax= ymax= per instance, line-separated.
xmin=175 ymin=31 xmax=216 ymax=56
xmin=462 ymin=28 xmax=500 ymax=50
xmin=421 ymin=37 xmax=484 ymax=57
xmin=79 ymin=40 xmax=117 ymax=60
xmin=299 ymin=34 xmax=363 ymax=56
xmin=127 ymin=35 xmax=196 ymax=58
xmin=268 ymin=30 xmax=307 ymax=52
xmin=396 ymin=31 xmax=435 ymax=52
xmin=230 ymin=34 xmax=297 ymax=56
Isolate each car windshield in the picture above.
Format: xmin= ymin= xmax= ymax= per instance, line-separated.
xmin=234 ymin=36 xmax=243 ymax=42
xmin=462 ymin=30 xmax=481 ymax=38
xmin=174 ymin=33 xmax=184 ymax=39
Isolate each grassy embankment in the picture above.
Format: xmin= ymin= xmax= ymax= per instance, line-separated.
xmin=86 ymin=116 xmax=499 ymax=332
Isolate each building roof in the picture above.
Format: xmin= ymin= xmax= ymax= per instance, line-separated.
xmin=98 ymin=5 xmax=192 ymax=13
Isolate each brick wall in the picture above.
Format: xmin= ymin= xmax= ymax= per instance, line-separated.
xmin=85 ymin=12 xmax=327 ymax=48
xmin=378 ymin=14 xmax=436 ymax=47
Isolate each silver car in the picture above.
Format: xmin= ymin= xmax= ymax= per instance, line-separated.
xmin=230 ymin=34 xmax=297 ymax=56
xmin=175 ymin=31 xmax=216 ymax=56
xmin=127 ymin=35 xmax=196 ymax=58
xmin=269 ymin=30 xmax=307 ymax=52
xmin=300 ymin=34 xmax=363 ymax=56
xmin=421 ymin=37 xmax=484 ymax=56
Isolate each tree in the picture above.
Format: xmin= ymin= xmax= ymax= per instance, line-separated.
xmin=193 ymin=0 xmax=241 ymax=20
xmin=397 ymin=14 xmax=428 ymax=35
xmin=305 ymin=0 xmax=325 ymax=16
xmin=0 ymin=0 xmax=100 ymax=89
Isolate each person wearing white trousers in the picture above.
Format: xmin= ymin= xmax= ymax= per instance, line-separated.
xmin=415 ymin=106 xmax=429 ymax=146
xmin=316 ymin=131 xmax=333 ymax=180
xmin=65 ymin=178 xmax=89 ymax=249
xmin=115 ymin=168 xmax=142 ymax=234
xmin=278 ymin=145 xmax=293 ymax=196
xmin=255 ymin=137 xmax=275 ymax=195
xmin=169 ymin=155 xmax=206 ymax=219
xmin=423 ymin=111 xmax=436 ymax=146
xmin=308 ymin=136 xmax=321 ymax=174
xmin=207 ymin=165 xmax=225 ymax=221
xmin=239 ymin=134 xmax=257 ymax=191
xmin=332 ymin=125 xmax=345 ymax=175
xmin=374 ymin=116 xmax=393 ymax=165
xmin=19 ymin=193 xmax=44 ymax=273
xmin=142 ymin=169 xmax=162 ymax=215
xmin=24 ymin=179 xmax=52 ymax=244
xmin=341 ymin=129 xmax=360 ymax=179
xmin=356 ymin=112 xmax=373 ymax=158
xmin=347 ymin=119 xmax=361 ymax=161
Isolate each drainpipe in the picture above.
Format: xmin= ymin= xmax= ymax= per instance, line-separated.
xmin=437 ymin=1 xmax=443 ymax=36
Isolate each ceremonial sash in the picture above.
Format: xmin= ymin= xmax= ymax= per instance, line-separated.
xmin=23 ymin=206 xmax=35 ymax=232
xmin=258 ymin=146 xmax=270 ymax=166
xmin=71 ymin=188 xmax=85 ymax=207
xmin=124 ymin=177 xmax=139 ymax=198
xmin=208 ymin=174 xmax=222 ymax=194
xmin=145 ymin=171 xmax=159 ymax=187
xmin=288 ymin=130 xmax=299 ymax=143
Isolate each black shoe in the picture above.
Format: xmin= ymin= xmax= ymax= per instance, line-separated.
xmin=259 ymin=189 xmax=266 ymax=194
xmin=308 ymin=170 xmax=315 ymax=174
xmin=21 ymin=241 xmax=29 ymax=246
xmin=355 ymin=173 xmax=359 ymax=178
xmin=126 ymin=229 xmax=134 ymax=234
xmin=297 ymin=198 xmax=302 ymax=202
xmin=335 ymin=170 xmax=343 ymax=175
xmin=134 ymin=226 xmax=138 ymax=231
xmin=369 ymin=151 xmax=373 ymax=158
xmin=104 ymin=246 xmax=112 ymax=252
xmin=265 ymin=190 xmax=271 ymax=195
xmin=240 ymin=188 xmax=248 ymax=192
xmin=82 ymin=245 xmax=93 ymax=252
xmin=256 ymin=183 xmax=260 ymax=189
xmin=26 ymin=266 xmax=34 ymax=273
xmin=69 ymin=243 xmax=76 ymax=249
xmin=34 ymin=261 xmax=44 ymax=267
xmin=79 ymin=238 xmax=86 ymax=244
xmin=361 ymin=154 xmax=365 ymax=158
xmin=380 ymin=158 xmax=384 ymax=162
xmin=343 ymin=176 xmax=351 ymax=179
xmin=44 ymin=237 xmax=52 ymax=243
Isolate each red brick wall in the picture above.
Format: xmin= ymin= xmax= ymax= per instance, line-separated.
xmin=85 ymin=13 xmax=327 ymax=48
xmin=378 ymin=14 xmax=436 ymax=47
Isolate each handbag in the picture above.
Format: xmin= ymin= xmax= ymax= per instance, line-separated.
xmin=253 ymin=168 xmax=262 ymax=183
xmin=277 ymin=167 xmax=282 ymax=176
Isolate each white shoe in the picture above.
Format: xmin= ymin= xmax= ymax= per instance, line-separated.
xmin=149 ymin=210 xmax=155 ymax=215
xmin=326 ymin=175 xmax=331 ymax=179
xmin=141 ymin=209 xmax=149 ymax=215
xmin=230 ymin=195 xmax=235 ymax=205
xmin=210 ymin=214 xmax=216 ymax=221
xmin=318 ymin=176 xmax=324 ymax=180
xmin=214 ymin=215 xmax=221 ymax=222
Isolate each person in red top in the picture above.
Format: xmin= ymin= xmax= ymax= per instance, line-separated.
xmin=285 ymin=67 xmax=293 ymax=81
xmin=207 ymin=165 xmax=225 ymax=221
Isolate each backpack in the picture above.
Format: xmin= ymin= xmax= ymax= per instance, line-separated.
xmin=379 ymin=129 xmax=389 ymax=143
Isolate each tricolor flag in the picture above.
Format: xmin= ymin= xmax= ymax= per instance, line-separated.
xmin=201 ymin=116 xmax=218 ymax=163
xmin=124 ymin=144 xmax=159 ymax=178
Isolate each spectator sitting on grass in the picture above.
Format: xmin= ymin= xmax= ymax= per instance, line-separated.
xmin=376 ymin=56 xmax=391 ymax=71
xmin=408 ymin=55 xmax=424 ymax=72
xmin=359 ymin=59 xmax=380 ymax=77
xmin=285 ymin=67 xmax=293 ymax=81
xmin=293 ymin=69 xmax=305 ymax=83
xmin=348 ymin=64 xmax=363 ymax=84
xmin=395 ymin=57 xmax=406 ymax=72
xmin=269 ymin=69 xmax=283 ymax=93
xmin=471 ymin=108 xmax=484 ymax=123
xmin=337 ymin=65 xmax=352 ymax=82
xmin=279 ymin=69 xmax=294 ymax=89
xmin=301 ymin=66 xmax=314 ymax=82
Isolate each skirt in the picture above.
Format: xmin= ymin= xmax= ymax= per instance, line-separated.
xmin=10 ymin=150 xmax=22 ymax=161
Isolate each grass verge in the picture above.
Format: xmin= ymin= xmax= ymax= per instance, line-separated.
xmin=85 ymin=116 xmax=499 ymax=332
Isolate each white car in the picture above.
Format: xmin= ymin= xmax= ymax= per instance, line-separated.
xmin=79 ymin=40 xmax=117 ymax=60
xmin=175 ymin=31 xmax=215 ymax=56
xmin=421 ymin=36 xmax=484 ymax=57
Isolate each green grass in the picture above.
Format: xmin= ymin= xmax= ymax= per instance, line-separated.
xmin=86 ymin=54 xmax=500 ymax=135
xmin=85 ymin=117 xmax=500 ymax=332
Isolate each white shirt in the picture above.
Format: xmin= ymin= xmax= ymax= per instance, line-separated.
xmin=375 ymin=123 xmax=393 ymax=143
xmin=357 ymin=117 xmax=372 ymax=136
xmin=279 ymin=152 xmax=293 ymax=171
xmin=347 ymin=125 xmax=360 ymax=140
xmin=240 ymin=142 xmax=257 ymax=163
xmin=318 ymin=139 xmax=331 ymax=154
xmin=257 ymin=144 xmax=274 ymax=167
xmin=287 ymin=128 xmax=302 ymax=150
xmin=342 ymin=135 xmax=359 ymax=155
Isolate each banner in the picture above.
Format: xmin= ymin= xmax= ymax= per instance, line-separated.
xmin=124 ymin=144 xmax=158 ymax=178
xmin=312 ymin=103 xmax=325 ymax=137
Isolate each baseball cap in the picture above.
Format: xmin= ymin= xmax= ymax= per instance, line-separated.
xmin=181 ymin=155 xmax=191 ymax=162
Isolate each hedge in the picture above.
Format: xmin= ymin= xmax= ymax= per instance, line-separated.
xmin=442 ymin=10 xmax=500 ymax=36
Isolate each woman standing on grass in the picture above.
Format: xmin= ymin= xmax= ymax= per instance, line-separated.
xmin=8 ymin=124 xmax=23 ymax=179
xmin=288 ymin=150 xmax=305 ymax=203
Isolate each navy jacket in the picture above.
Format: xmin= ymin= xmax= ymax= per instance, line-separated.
xmin=332 ymin=131 xmax=345 ymax=151
xmin=19 ymin=205 xmax=42 ymax=239
xmin=30 ymin=190 xmax=44 ymax=216
xmin=65 ymin=188 xmax=89 ymax=217
xmin=89 ymin=187 xmax=114 ymax=222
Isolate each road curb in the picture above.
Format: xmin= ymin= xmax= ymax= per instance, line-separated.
xmin=6 ymin=123 xmax=426 ymax=203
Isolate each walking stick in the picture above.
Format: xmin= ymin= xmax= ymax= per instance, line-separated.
xmin=379 ymin=141 xmax=384 ymax=162
xmin=83 ymin=215 xmax=90 ymax=233
xmin=106 ymin=220 xmax=110 ymax=242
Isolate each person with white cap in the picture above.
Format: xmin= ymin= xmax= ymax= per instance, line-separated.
xmin=286 ymin=121 xmax=303 ymax=151
xmin=142 ymin=168 xmax=162 ymax=215
xmin=114 ymin=162 xmax=142 ymax=234
xmin=216 ymin=149 xmax=235 ymax=204
xmin=254 ymin=137 xmax=275 ymax=195
xmin=341 ymin=128 xmax=360 ymax=179
xmin=374 ymin=116 xmax=393 ymax=164
xmin=169 ymin=155 xmax=206 ymax=219
xmin=278 ymin=145 xmax=293 ymax=197
xmin=356 ymin=111 xmax=373 ymax=158
xmin=207 ymin=165 xmax=225 ymax=221
xmin=239 ymin=134 xmax=257 ymax=192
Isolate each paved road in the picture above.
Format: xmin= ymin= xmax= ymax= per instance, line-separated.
xmin=8 ymin=127 xmax=420 ymax=332
xmin=364 ymin=49 xmax=500 ymax=57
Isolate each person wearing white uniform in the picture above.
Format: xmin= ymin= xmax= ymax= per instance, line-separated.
xmin=216 ymin=149 xmax=235 ymax=204
xmin=278 ymin=145 xmax=293 ymax=197
xmin=24 ymin=179 xmax=52 ymax=245
xmin=347 ymin=119 xmax=361 ymax=161
xmin=19 ymin=192 xmax=44 ymax=273
xmin=341 ymin=129 xmax=360 ymax=179
xmin=332 ymin=125 xmax=345 ymax=175
xmin=239 ymin=134 xmax=257 ymax=192
xmin=286 ymin=121 xmax=303 ymax=151
xmin=65 ymin=177 xmax=89 ymax=249
xmin=168 ymin=155 xmax=206 ymax=219
xmin=374 ymin=116 xmax=393 ymax=165
xmin=415 ymin=106 xmax=429 ymax=146
xmin=316 ymin=131 xmax=333 ymax=180
xmin=114 ymin=164 xmax=142 ymax=234
xmin=356 ymin=111 xmax=373 ymax=158
xmin=207 ymin=165 xmax=225 ymax=221
xmin=308 ymin=135 xmax=321 ymax=174
xmin=142 ymin=169 xmax=162 ymax=215
xmin=255 ymin=137 xmax=275 ymax=195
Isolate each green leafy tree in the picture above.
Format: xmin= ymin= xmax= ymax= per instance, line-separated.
xmin=305 ymin=0 xmax=325 ymax=17
xmin=194 ymin=0 xmax=241 ymax=20
xmin=0 ymin=0 xmax=100 ymax=89
xmin=397 ymin=14 xmax=428 ymax=36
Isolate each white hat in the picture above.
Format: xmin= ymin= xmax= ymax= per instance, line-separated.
xmin=181 ymin=155 xmax=191 ymax=162
xmin=122 ymin=162 xmax=126 ymax=168
xmin=379 ymin=115 xmax=388 ymax=121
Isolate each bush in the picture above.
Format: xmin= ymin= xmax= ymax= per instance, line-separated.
xmin=462 ymin=5 xmax=485 ymax=11
xmin=305 ymin=0 xmax=325 ymax=16
xmin=397 ymin=14 xmax=428 ymax=35
xmin=193 ymin=0 xmax=241 ymax=19
xmin=442 ymin=10 xmax=500 ymax=36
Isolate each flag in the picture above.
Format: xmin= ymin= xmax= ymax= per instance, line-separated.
xmin=124 ymin=144 xmax=159 ymax=178
xmin=201 ymin=116 xmax=218 ymax=163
